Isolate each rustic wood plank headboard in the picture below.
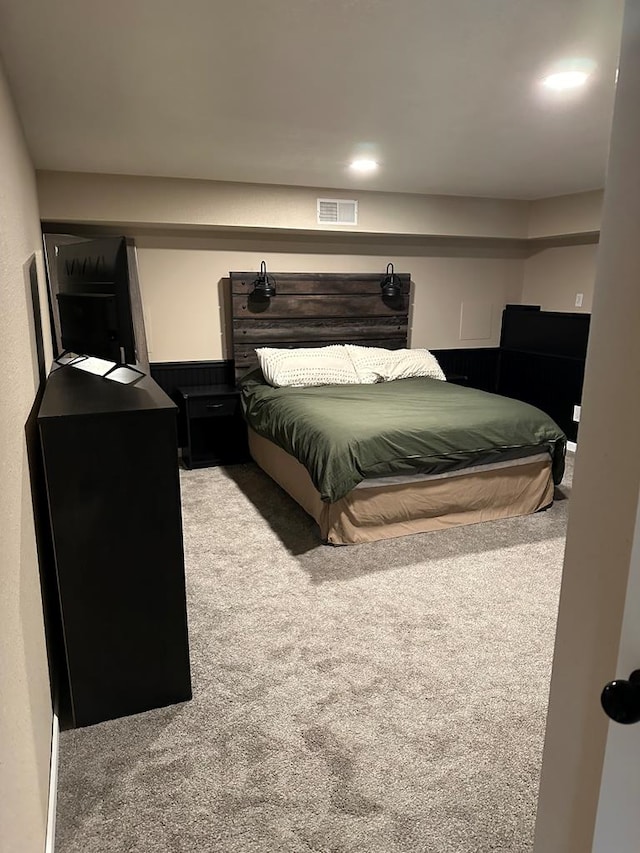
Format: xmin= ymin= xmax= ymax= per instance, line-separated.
xmin=229 ymin=271 xmax=410 ymax=379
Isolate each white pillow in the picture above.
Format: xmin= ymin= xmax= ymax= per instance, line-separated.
xmin=255 ymin=345 xmax=360 ymax=388
xmin=345 ymin=345 xmax=446 ymax=383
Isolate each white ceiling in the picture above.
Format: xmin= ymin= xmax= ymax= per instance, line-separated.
xmin=0 ymin=0 xmax=624 ymax=199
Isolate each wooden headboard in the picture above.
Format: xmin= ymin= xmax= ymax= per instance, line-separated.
xmin=230 ymin=271 xmax=410 ymax=380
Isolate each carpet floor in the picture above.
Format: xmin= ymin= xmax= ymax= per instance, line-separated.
xmin=54 ymin=455 xmax=573 ymax=853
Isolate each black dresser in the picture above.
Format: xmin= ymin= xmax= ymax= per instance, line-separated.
xmin=37 ymin=366 xmax=192 ymax=728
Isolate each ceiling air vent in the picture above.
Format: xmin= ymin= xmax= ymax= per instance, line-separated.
xmin=317 ymin=198 xmax=358 ymax=225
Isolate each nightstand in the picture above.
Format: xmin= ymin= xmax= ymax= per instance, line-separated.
xmin=177 ymin=384 xmax=249 ymax=469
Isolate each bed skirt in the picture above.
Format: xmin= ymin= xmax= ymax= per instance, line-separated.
xmin=248 ymin=428 xmax=555 ymax=545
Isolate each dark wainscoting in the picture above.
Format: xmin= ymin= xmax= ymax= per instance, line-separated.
xmin=150 ymin=360 xmax=235 ymax=446
xmin=432 ymin=348 xmax=500 ymax=393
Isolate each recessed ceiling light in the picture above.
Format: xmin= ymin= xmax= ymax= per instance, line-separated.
xmin=350 ymin=158 xmax=378 ymax=172
xmin=542 ymin=70 xmax=590 ymax=90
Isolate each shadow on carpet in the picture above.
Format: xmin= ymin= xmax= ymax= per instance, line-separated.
xmin=223 ymin=457 xmax=572 ymax=585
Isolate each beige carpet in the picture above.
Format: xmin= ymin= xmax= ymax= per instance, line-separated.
xmin=54 ymin=455 xmax=572 ymax=853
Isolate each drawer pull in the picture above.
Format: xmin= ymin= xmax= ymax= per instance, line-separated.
xmin=205 ymin=403 xmax=225 ymax=409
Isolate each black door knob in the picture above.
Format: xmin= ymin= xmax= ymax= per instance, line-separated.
xmin=601 ymin=670 xmax=640 ymax=724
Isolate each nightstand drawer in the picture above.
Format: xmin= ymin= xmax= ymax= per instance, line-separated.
xmin=188 ymin=396 xmax=238 ymax=419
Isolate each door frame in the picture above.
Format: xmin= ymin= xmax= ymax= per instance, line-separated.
xmin=533 ymin=3 xmax=640 ymax=850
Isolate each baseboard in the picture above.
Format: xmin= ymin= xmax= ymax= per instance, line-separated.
xmin=567 ymin=441 xmax=577 ymax=453
xmin=45 ymin=708 xmax=60 ymax=853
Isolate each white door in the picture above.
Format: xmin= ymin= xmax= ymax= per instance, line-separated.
xmin=592 ymin=495 xmax=640 ymax=849
xmin=533 ymin=2 xmax=640 ymax=851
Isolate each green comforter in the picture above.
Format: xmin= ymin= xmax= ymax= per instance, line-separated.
xmin=240 ymin=370 xmax=566 ymax=503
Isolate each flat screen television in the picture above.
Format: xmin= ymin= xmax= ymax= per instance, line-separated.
xmin=55 ymin=237 xmax=137 ymax=366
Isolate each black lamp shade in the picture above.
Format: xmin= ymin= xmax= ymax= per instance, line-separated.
xmin=251 ymin=261 xmax=276 ymax=298
xmin=380 ymin=263 xmax=402 ymax=298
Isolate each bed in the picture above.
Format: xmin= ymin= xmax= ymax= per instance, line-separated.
xmin=229 ymin=269 xmax=565 ymax=545
xmin=239 ymin=368 xmax=566 ymax=545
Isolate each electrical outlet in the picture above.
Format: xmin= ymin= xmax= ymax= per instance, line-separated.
xmin=573 ymin=404 xmax=581 ymax=422
xmin=575 ymin=292 xmax=584 ymax=308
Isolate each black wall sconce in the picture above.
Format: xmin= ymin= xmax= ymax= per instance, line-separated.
xmin=380 ymin=263 xmax=402 ymax=298
xmin=251 ymin=260 xmax=276 ymax=298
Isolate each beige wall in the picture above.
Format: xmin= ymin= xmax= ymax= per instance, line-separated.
xmin=37 ymin=170 xmax=530 ymax=239
xmin=523 ymin=187 xmax=601 ymax=313
xmin=135 ymin=236 xmax=525 ymax=361
xmin=37 ymin=174 xmax=606 ymax=364
xmin=0 ymin=60 xmax=53 ymax=853
xmin=528 ymin=190 xmax=603 ymax=238
xmin=522 ymin=243 xmax=599 ymax=313
xmin=38 ymin=172 xmax=606 ymax=242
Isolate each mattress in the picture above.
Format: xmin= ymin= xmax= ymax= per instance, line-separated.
xmin=240 ymin=369 xmax=566 ymax=502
